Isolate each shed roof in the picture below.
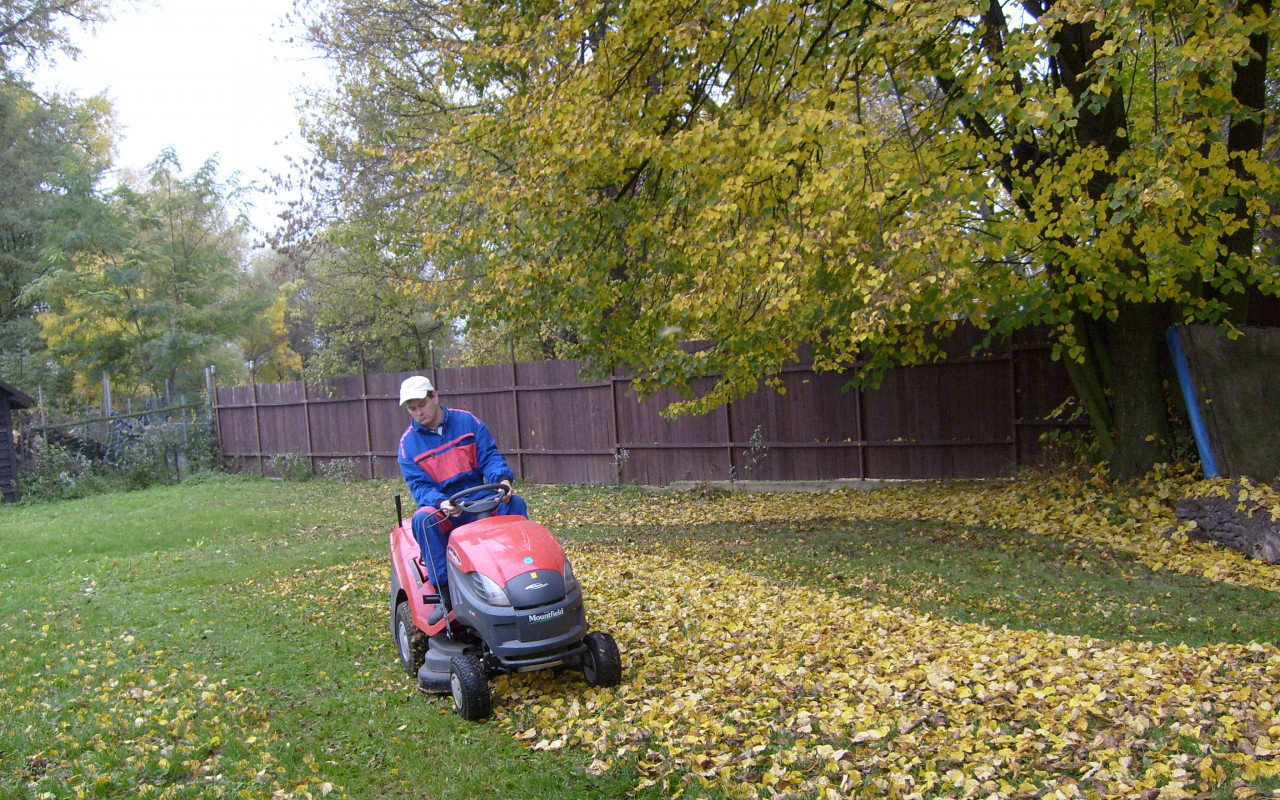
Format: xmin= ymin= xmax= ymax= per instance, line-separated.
xmin=0 ymin=379 xmax=35 ymax=409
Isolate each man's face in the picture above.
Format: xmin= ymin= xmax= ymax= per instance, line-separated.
xmin=405 ymin=393 xmax=439 ymax=427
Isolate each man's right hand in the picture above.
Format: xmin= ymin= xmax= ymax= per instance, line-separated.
xmin=440 ymin=500 xmax=461 ymax=517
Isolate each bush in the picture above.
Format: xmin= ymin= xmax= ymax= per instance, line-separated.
xmin=17 ymin=435 xmax=105 ymax=501
xmin=316 ymin=458 xmax=359 ymax=482
xmin=17 ymin=414 xmax=223 ymax=503
xmin=105 ymin=416 xmax=221 ymax=486
xmin=267 ymin=452 xmax=314 ymax=482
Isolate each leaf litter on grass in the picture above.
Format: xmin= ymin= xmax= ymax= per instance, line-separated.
xmin=274 ymin=467 xmax=1280 ymax=799
xmin=0 ymin=610 xmax=339 ymax=800
xmin=498 ymin=544 xmax=1280 ymax=799
xmin=231 ymin=530 xmax=1280 ymax=800
xmin=500 ymin=468 xmax=1280 ymax=798
xmin=526 ymin=466 xmax=1280 ymax=595
xmin=12 ymin=468 xmax=1271 ymax=800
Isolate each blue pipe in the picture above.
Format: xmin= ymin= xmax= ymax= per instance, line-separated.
xmin=1165 ymin=326 xmax=1218 ymax=478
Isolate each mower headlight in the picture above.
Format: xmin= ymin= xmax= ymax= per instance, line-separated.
xmin=470 ymin=572 xmax=510 ymax=606
xmin=563 ymin=558 xmax=580 ymax=594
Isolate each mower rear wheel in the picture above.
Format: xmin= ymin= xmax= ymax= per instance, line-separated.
xmin=581 ymin=631 xmax=622 ymax=687
xmin=394 ymin=600 xmax=427 ymax=678
xmin=449 ymin=654 xmax=492 ymax=720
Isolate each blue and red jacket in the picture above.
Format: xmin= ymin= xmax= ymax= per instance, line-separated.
xmin=397 ymin=406 xmax=514 ymax=511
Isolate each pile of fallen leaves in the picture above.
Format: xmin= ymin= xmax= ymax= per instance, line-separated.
xmin=493 ymin=546 xmax=1277 ymax=798
xmin=484 ymin=468 xmax=1280 ymax=798
xmin=245 ymin=468 xmax=1279 ymax=799
xmin=529 ymin=467 xmax=1280 ymax=594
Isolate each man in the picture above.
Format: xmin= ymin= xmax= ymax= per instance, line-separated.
xmin=396 ymin=375 xmax=528 ymax=615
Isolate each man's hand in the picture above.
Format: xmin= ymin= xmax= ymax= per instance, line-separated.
xmin=440 ymin=500 xmax=461 ymax=517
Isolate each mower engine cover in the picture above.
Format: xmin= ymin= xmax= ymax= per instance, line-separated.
xmin=445 ymin=515 xmax=567 ymax=581
xmin=445 ymin=516 xmax=586 ymax=663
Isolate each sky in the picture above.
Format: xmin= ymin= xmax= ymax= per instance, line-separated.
xmin=33 ymin=0 xmax=327 ymax=238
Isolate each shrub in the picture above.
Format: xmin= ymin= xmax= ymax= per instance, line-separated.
xmin=267 ymin=452 xmax=314 ymax=482
xmin=17 ymin=435 xmax=104 ymax=502
xmin=17 ymin=414 xmax=223 ymax=503
xmin=316 ymin=458 xmax=359 ymax=482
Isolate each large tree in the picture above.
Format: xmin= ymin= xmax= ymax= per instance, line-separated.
xmin=288 ymin=0 xmax=588 ymax=370
xmin=300 ymin=0 xmax=1280 ymax=479
xmin=0 ymin=0 xmax=108 ymax=73
xmin=268 ymin=1 xmax=464 ymax=376
xmin=29 ymin=150 xmax=256 ymax=399
xmin=0 ymin=0 xmax=114 ymax=391
xmin=0 ymin=81 xmax=113 ymax=390
xmin=236 ymin=250 xmax=304 ymax=384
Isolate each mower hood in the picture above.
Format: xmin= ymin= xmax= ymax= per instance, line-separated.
xmin=446 ymin=516 xmax=568 ymax=587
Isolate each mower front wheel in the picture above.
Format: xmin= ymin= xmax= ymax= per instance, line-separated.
xmin=580 ymin=631 xmax=622 ymax=687
xmin=449 ymin=654 xmax=492 ymax=720
xmin=394 ymin=600 xmax=427 ymax=678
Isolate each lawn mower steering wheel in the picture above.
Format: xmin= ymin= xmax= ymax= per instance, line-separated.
xmin=447 ymin=483 xmax=511 ymax=517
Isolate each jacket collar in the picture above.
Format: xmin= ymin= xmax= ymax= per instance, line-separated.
xmin=413 ymin=405 xmax=449 ymax=435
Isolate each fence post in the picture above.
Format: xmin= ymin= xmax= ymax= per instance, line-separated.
xmin=609 ymin=371 xmax=622 ymax=485
xmin=725 ymin=397 xmax=736 ymax=482
xmin=251 ymin=374 xmax=263 ymax=475
xmin=361 ymin=361 xmax=374 ymax=480
xmin=429 ymin=341 xmax=438 ymax=391
xmin=302 ymin=376 xmax=315 ymax=476
xmin=509 ymin=342 xmax=525 ymax=480
xmin=180 ymin=400 xmax=189 ymax=479
xmin=855 ymin=380 xmax=867 ymax=480
xmin=206 ymin=365 xmax=221 ymax=471
xmin=1008 ymin=340 xmax=1021 ymax=472
xmin=101 ymin=371 xmax=112 ymax=442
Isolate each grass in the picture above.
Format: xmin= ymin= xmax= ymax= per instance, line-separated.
xmin=540 ymin=481 xmax=1280 ymax=647
xmin=1 ymin=475 xmax=1278 ymax=799
xmin=0 ymin=475 xmax=661 ymax=800
xmin=629 ymin=517 xmax=1280 ymax=647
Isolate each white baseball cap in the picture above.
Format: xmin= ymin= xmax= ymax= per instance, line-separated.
xmin=399 ymin=376 xmax=436 ymax=406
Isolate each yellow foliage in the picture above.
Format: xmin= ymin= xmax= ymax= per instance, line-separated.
xmin=489 ymin=538 xmax=1279 ymax=798
xmin=484 ymin=470 xmax=1280 ymax=797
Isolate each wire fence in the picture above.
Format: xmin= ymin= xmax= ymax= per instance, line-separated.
xmin=12 ymin=385 xmax=219 ymax=501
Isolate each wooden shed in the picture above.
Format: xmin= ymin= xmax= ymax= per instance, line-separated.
xmin=1 ymin=378 xmax=35 ymax=503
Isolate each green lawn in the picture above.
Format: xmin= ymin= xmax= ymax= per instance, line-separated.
xmin=0 ymin=475 xmax=659 ymax=800
xmin=2 ymin=474 xmax=1277 ymax=799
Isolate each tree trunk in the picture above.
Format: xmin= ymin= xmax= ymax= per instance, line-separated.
xmin=1062 ymin=313 xmax=1116 ymax=461
xmin=1218 ymin=0 xmax=1271 ymax=325
xmin=1103 ymin=300 xmax=1172 ymax=480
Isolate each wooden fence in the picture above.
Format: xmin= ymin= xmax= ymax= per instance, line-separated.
xmin=212 ymin=326 xmax=1086 ymax=485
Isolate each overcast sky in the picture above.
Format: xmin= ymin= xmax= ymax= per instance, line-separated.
xmin=33 ymin=0 xmax=326 ymax=238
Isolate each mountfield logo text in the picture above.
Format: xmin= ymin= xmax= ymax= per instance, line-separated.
xmin=527 ymin=608 xmax=565 ymax=624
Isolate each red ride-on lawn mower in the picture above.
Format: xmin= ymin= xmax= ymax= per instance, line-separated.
xmin=389 ymin=484 xmax=622 ymax=720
